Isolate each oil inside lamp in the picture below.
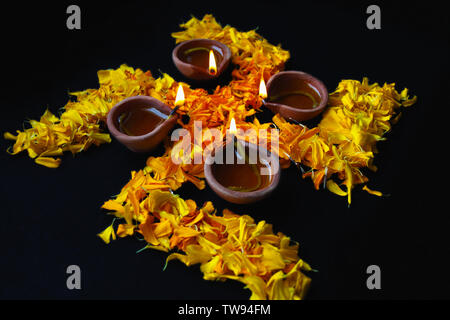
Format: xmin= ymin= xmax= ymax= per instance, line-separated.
xmin=116 ymin=85 xmax=185 ymax=137
xmin=262 ymin=71 xmax=328 ymax=122
xmin=270 ymin=89 xmax=319 ymax=109
xmin=265 ymin=75 xmax=320 ymax=110
xmin=211 ymin=118 xmax=271 ymax=192
xmin=117 ymin=106 xmax=167 ymax=137
xmin=173 ymin=39 xmax=231 ymax=80
xmin=180 ymin=47 xmax=221 ymax=74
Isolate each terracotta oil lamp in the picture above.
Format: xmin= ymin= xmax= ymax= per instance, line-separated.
xmin=172 ymin=39 xmax=231 ymax=81
xmin=106 ymin=85 xmax=184 ymax=152
xmin=262 ymin=71 xmax=328 ymax=122
xmin=204 ymin=119 xmax=280 ymax=204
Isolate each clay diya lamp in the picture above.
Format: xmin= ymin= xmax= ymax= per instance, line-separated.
xmin=262 ymin=71 xmax=328 ymax=122
xmin=172 ymin=39 xmax=231 ymax=81
xmin=106 ymin=94 xmax=180 ymax=153
xmin=204 ymin=119 xmax=280 ymax=204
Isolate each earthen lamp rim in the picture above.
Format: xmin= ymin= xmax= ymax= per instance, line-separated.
xmin=204 ymin=141 xmax=281 ymax=204
xmin=172 ymin=38 xmax=232 ymax=79
xmin=106 ymin=95 xmax=178 ymax=153
xmin=264 ymin=70 xmax=329 ymax=118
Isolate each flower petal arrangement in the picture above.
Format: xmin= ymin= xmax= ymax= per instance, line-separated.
xmin=4 ymin=14 xmax=416 ymax=300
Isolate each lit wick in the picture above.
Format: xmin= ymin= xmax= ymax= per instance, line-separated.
xmin=227 ymin=117 xmax=262 ymax=191
xmin=229 ymin=117 xmax=238 ymax=145
xmin=170 ymin=83 xmax=185 ymax=117
xmin=229 ymin=118 xmax=245 ymax=161
xmin=259 ymin=76 xmax=268 ymax=101
xmin=209 ymin=49 xmax=217 ymax=75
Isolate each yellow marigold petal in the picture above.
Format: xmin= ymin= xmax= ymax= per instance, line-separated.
xmin=97 ymin=70 xmax=112 ymax=85
xmin=128 ymin=191 xmax=141 ymax=216
xmin=101 ymin=200 xmax=125 ymax=214
xmin=3 ymin=132 xmax=17 ymax=141
xmin=200 ymin=255 xmax=221 ymax=275
xmin=362 ymin=185 xmax=383 ymax=197
xmin=90 ymin=132 xmax=112 ymax=144
xmin=185 ymin=199 xmax=197 ymax=213
xmin=146 ymin=190 xmax=189 ymax=216
xmin=174 ymin=226 xmax=200 ymax=238
xmin=27 ymin=148 xmax=39 ymax=159
xmin=344 ymin=164 xmax=353 ymax=205
xmin=61 ymin=109 xmax=84 ymax=126
xmin=201 ymin=201 xmax=215 ymax=215
xmin=97 ymin=224 xmax=116 ymax=244
xmin=326 ymin=179 xmax=347 ymax=196
xmin=402 ymin=95 xmax=417 ymax=107
xmin=116 ymin=224 xmax=135 ymax=237
xmin=166 ymin=244 xmax=212 ymax=267
xmin=222 ymin=251 xmax=244 ymax=276
xmin=34 ymin=156 xmax=61 ymax=168
xmin=154 ymin=219 xmax=173 ymax=238
xmin=40 ymin=148 xmax=64 ymax=157
xmin=267 ymin=271 xmax=291 ymax=300
xmin=40 ymin=109 xmax=59 ymax=124
xmin=261 ymin=243 xmax=285 ymax=271
xmin=241 ymin=276 xmax=268 ymax=300
xmin=185 ymin=210 xmax=204 ymax=226
xmin=139 ymin=216 xmax=159 ymax=246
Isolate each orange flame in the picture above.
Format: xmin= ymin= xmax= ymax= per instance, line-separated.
xmin=229 ymin=118 xmax=237 ymax=135
xmin=259 ymin=77 xmax=267 ymax=99
xmin=175 ymin=84 xmax=185 ymax=107
xmin=209 ymin=50 xmax=217 ymax=75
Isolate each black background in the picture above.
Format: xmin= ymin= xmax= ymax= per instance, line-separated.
xmin=0 ymin=0 xmax=449 ymax=300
